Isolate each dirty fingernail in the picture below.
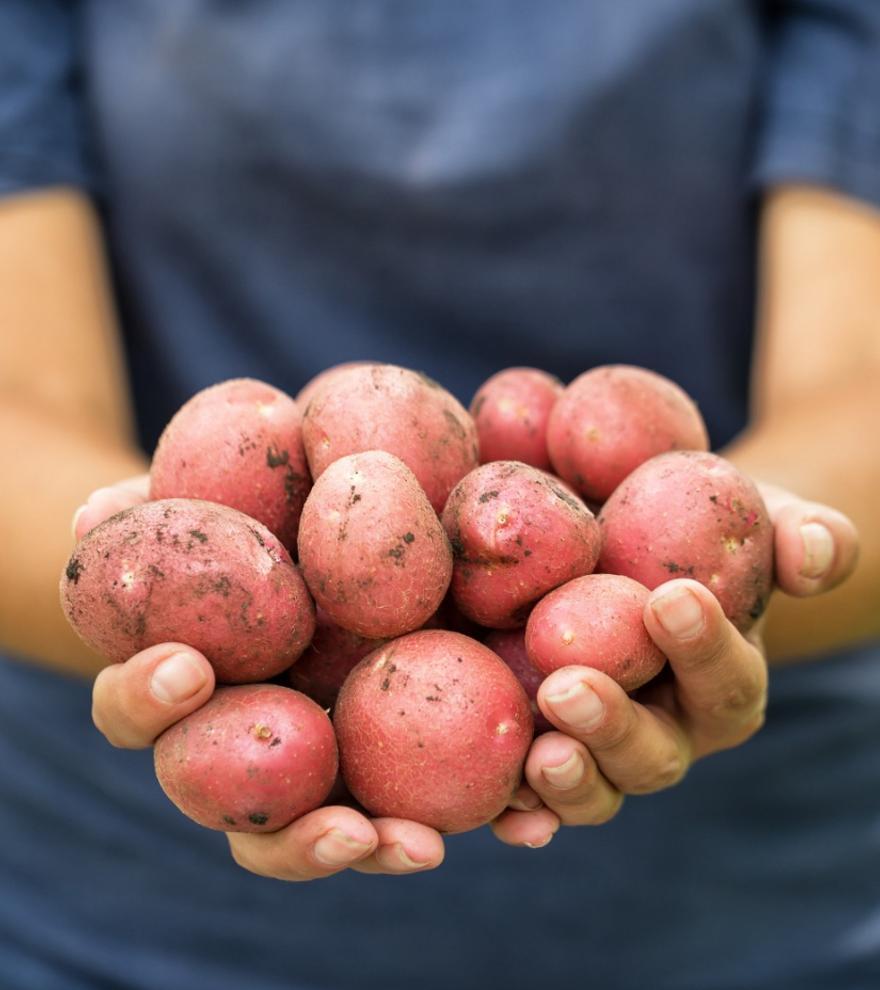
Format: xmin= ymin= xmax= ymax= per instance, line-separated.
xmin=545 ymin=682 xmax=605 ymax=732
xmin=150 ymin=652 xmax=208 ymax=704
xmin=800 ymin=522 xmax=834 ymax=579
xmin=313 ymin=829 xmax=373 ymax=867
xmin=541 ymin=750 xmax=585 ymax=790
xmin=651 ymin=586 xmax=705 ymax=639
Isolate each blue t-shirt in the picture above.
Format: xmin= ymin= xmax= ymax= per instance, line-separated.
xmin=2 ymin=3 xmax=880 ymax=988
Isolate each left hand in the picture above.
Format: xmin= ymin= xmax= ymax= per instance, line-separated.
xmin=491 ymin=483 xmax=859 ymax=847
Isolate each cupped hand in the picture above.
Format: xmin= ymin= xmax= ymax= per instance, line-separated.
xmin=491 ymin=483 xmax=859 ymax=847
xmin=78 ymin=478 xmax=445 ymax=881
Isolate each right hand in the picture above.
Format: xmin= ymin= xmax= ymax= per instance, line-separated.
xmin=78 ymin=478 xmax=447 ymax=881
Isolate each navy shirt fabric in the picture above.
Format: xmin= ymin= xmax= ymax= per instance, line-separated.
xmin=2 ymin=2 xmax=880 ymax=988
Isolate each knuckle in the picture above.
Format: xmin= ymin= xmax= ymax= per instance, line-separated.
xmin=625 ymin=750 xmax=688 ymax=795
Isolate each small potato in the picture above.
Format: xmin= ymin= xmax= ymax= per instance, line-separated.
xmin=60 ymin=499 xmax=315 ymax=683
xmin=297 ymin=451 xmax=453 ymax=639
xmin=150 ymin=378 xmax=310 ymax=552
xmin=441 ymin=461 xmax=601 ymax=628
xmin=296 ymin=361 xmax=377 ymax=411
xmin=154 ymin=684 xmax=338 ymax=833
xmin=525 ymin=574 xmax=665 ymax=692
xmin=334 ymin=630 xmax=533 ymax=834
xmin=598 ymin=451 xmax=773 ymax=631
xmin=547 ymin=365 xmax=709 ymax=503
xmin=484 ymin=629 xmax=553 ymax=733
xmin=301 ymin=364 xmax=479 ymax=514
xmin=470 ymin=367 xmax=563 ymax=470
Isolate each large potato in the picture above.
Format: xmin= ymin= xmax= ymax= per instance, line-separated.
xmin=547 ymin=365 xmax=709 ymax=503
xmin=483 ymin=629 xmax=553 ymax=733
xmin=297 ymin=451 xmax=453 ymax=639
xmin=154 ymin=684 xmax=337 ymax=832
xmin=598 ymin=451 xmax=773 ymax=631
xmin=60 ymin=499 xmax=315 ymax=682
xmin=296 ymin=361 xmax=377 ymax=411
xmin=301 ymin=363 xmax=479 ymax=513
xmin=441 ymin=461 xmax=601 ymax=628
xmin=150 ymin=378 xmax=310 ymax=552
xmin=334 ymin=630 xmax=533 ymax=833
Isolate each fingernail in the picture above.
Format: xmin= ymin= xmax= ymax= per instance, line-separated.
xmin=541 ymin=750 xmax=585 ymax=790
xmin=651 ymin=586 xmax=705 ymax=639
xmin=377 ymin=842 xmax=431 ymax=871
xmin=71 ymin=504 xmax=87 ymax=540
xmin=523 ymin=833 xmax=555 ymax=849
xmin=313 ymin=829 xmax=374 ymax=867
xmin=545 ymin=682 xmax=605 ymax=732
xmin=800 ymin=522 xmax=834 ymax=579
xmin=150 ymin=652 xmax=208 ymax=704
xmin=509 ymin=790 xmax=543 ymax=812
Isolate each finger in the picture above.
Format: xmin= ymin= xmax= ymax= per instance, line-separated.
xmin=507 ymin=782 xmax=544 ymax=812
xmin=92 ymin=643 xmax=215 ymax=748
xmin=524 ymin=732 xmax=624 ymax=825
xmin=350 ymin=818 xmax=446 ymax=875
xmin=490 ymin=807 xmax=561 ymax=848
xmin=770 ymin=501 xmax=859 ymax=597
xmin=73 ymin=473 xmax=151 ymax=541
xmin=538 ymin=667 xmax=691 ymax=795
xmin=644 ymin=579 xmax=767 ymax=756
xmin=227 ymin=806 xmax=378 ymax=881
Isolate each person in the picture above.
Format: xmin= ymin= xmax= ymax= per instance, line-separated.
xmin=1 ymin=2 xmax=877 ymax=988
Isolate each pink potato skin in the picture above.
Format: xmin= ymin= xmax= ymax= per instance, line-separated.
xmin=295 ymin=361 xmax=377 ymax=411
xmin=524 ymin=574 xmax=665 ymax=693
xmin=484 ymin=629 xmax=553 ymax=733
xmin=334 ymin=630 xmax=534 ymax=834
xmin=547 ymin=365 xmax=709 ymax=503
xmin=288 ymin=608 xmax=387 ymax=710
xmin=297 ymin=451 xmax=453 ymax=639
xmin=154 ymin=684 xmax=338 ymax=833
xmin=150 ymin=378 xmax=310 ymax=553
xmin=441 ymin=461 xmax=602 ymax=629
xmin=301 ymin=364 xmax=479 ymax=514
xmin=60 ymin=499 xmax=316 ymax=683
xmin=597 ymin=451 xmax=774 ymax=632
xmin=470 ymin=367 xmax=564 ymax=471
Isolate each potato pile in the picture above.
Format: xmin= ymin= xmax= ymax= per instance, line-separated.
xmin=61 ymin=363 xmax=773 ymax=836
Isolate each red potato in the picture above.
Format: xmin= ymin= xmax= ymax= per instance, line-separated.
xmin=547 ymin=365 xmax=709 ymax=503
xmin=150 ymin=378 xmax=310 ymax=552
xmin=296 ymin=361 xmax=377 ymax=411
xmin=60 ymin=499 xmax=315 ymax=683
xmin=301 ymin=364 xmax=479 ymax=514
xmin=297 ymin=451 xmax=453 ymax=639
xmin=470 ymin=367 xmax=564 ymax=470
xmin=441 ymin=461 xmax=602 ymax=628
xmin=334 ymin=630 xmax=533 ymax=833
xmin=483 ymin=629 xmax=553 ymax=733
xmin=154 ymin=684 xmax=338 ymax=833
xmin=525 ymin=574 xmax=665 ymax=693
xmin=598 ymin=451 xmax=774 ymax=631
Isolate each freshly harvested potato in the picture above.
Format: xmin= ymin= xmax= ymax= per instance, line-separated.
xmin=484 ymin=629 xmax=553 ymax=733
xmin=470 ymin=367 xmax=563 ymax=470
xmin=60 ymin=499 xmax=315 ymax=683
xmin=297 ymin=451 xmax=453 ymax=639
xmin=150 ymin=378 xmax=310 ymax=552
xmin=598 ymin=451 xmax=773 ymax=631
xmin=525 ymin=574 xmax=665 ymax=692
xmin=334 ymin=630 xmax=533 ymax=834
xmin=547 ymin=365 xmax=709 ymax=503
xmin=296 ymin=361 xmax=377 ymax=411
xmin=441 ymin=461 xmax=601 ymax=628
xmin=154 ymin=684 xmax=337 ymax=832
xmin=301 ymin=363 xmax=479 ymax=513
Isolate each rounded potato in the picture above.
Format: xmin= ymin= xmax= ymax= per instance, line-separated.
xmin=61 ymin=499 xmax=316 ymax=683
xmin=334 ymin=630 xmax=533 ymax=833
xmin=297 ymin=451 xmax=453 ymax=639
xmin=154 ymin=684 xmax=338 ymax=832
xmin=547 ymin=365 xmax=709 ymax=503
xmin=301 ymin=363 xmax=479 ymax=514
xmin=441 ymin=461 xmax=601 ymax=628
xmin=525 ymin=574 xmax=665 ymax=692
xmin=598 ymin=451 xmax=773 ymax=631
xmin=150 ymin=378 xmax=310 ymax=552
xmin=484 ymin=629 xmax=553 ymax=733
xmin=470 ymin=367 xmax=563 ymax=470
xmin=296 ymin=361 xmax=377 ymax=411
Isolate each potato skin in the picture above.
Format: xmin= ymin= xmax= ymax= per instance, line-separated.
xmin=154 ymin=684 xmax=337 ymax=833
xmin=547 ymin=365 xmax=709 ymax=503
xmin=525 ymin=574 xmax=665 ymax=692
xmin=334 ymin=630 xmax=533 ymax=834
xmin=484 ymin=629 xmax=553 ymax=733
xmin=297 ymin=451 xmax=453 ymax=639
xmin=598 ymin=451 xmax=773 ymax=631
xmin=60 ymin=499 xmax=316 ymax=683
xmin=470 ymin=367 xmax=563 ymax=470
xmin=296 ymin=361 xmax=377 ymax=411
xmin=150 ymin=378 xmax=310 ymax=552
xmin=441 ymin=461 xmax=601 ymax=628
xmin=301 ymin=364 xmax=479 ymax=514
